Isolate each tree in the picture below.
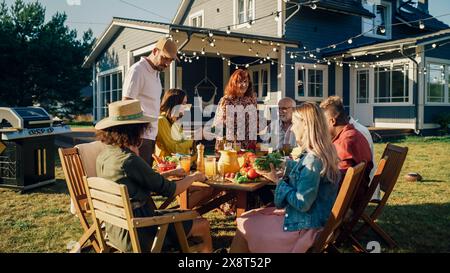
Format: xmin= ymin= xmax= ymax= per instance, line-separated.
xmin=0 ymin=0 xmax=94 ymax=119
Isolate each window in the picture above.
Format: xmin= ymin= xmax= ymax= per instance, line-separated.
xmin=98 ymin=69 xmax=123 ymax=119
xmin=295 ymin=64 xmax=328 ymax=101
xmin=357 ymin=70 xmax=369 ymax=103
xmin=235 ymin=0 xmax=255 ymax=26
xmin=374 ymin=65 xmax=409 ymax=103
xmin=248 ymin=64 xmax=270 ymax=100
xmin=308 ymin=69 xmax=324 ymax=97
xmin=427 ymin=63 xmax=450 ymax=104
xmin=362 ymin=0 xmax=391 ymax=39
xmin=189 ymin=10 xmax=204 ymax=27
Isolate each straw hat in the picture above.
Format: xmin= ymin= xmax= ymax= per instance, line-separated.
xmin=95 ymin=100 xmax=156 ymax=130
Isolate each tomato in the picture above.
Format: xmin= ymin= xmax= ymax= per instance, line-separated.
xmin=247 ymin=168 xmax=260 ymax=179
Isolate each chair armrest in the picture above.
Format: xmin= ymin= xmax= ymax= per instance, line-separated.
xmin=132 ymin=210 xmax=198 ymax=228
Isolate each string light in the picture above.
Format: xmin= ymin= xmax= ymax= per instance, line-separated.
xmin=419 ymin=21 xmax=425 ymax=29
xmin=311 ymin=3 xmax=317 ymax=10
xmin=274 ymin=12 xmax=280 ymax=22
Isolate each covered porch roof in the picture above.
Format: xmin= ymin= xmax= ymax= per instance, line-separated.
xmin=82 ymin=17 xmax=300 ymax=68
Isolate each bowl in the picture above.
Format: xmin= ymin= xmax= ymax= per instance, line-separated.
xmin=158 ymin=162 xmax=177 ymax=172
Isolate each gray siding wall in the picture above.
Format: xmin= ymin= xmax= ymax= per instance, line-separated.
xmin=96 ymin=28 xmax=164 ymax=73
xmin=182 ymin=0 xmax=279 ymax=37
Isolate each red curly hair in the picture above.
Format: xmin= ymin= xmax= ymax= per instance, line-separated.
xmin=224 ymin=69 xmax=254 ymax=97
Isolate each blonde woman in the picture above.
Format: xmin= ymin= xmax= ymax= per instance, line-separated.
xmin=230 ymin=102 xmax=341 ymax=253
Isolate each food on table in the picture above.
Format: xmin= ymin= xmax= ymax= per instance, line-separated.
xmin=154 ymin=155 xmax=178 ymax=172
xmin=253 ymin=152 xmax=283 ymax=171
xmin=247 ymin=168 xmax=260 ymax=179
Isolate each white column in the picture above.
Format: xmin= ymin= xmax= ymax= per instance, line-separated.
xmin=170 ymin=61 xmax=176 ymax=89
xmin=278 ymin=45 xmax=286 ymax=99
xmin=417 ymin=46 xmax=425 ymax=130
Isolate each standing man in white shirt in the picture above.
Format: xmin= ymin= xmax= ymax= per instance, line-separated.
xmin=122 ymin=37 xmax=178 ymax=165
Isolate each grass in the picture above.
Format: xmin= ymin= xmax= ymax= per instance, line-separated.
xmin=0 ymin=136 xmax=449 ymax=253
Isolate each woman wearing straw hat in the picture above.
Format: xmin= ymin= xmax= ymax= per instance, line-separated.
xmin=95 ymin=99 xmax=213 ymax=253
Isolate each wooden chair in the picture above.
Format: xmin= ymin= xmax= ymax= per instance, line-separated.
xmin=336 ymin=157 xmax=388 ymax=252
xmin=58 ymin=142 xmax=170 ymax=251
xmin=58 ymin=147 xmax=101 ymax=253
xmin=309 ymin=162 xmax=367 ymax=253
xmin=83 ymin=176 xmax=200 ymax=253
xmin=353 ymin=143 xmax=408 ymax=249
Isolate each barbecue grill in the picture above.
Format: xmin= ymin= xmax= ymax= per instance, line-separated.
xmin=0 ymin=107 xmax=71 ymax=191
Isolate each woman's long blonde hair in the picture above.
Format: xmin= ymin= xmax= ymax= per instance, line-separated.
xmin=293 ymin=102 xmax=341 ymax=184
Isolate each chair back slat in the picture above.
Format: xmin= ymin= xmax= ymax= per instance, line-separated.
xmin=92 ymin=199 xmax=127 ymax=218
xmin=379 ymin=143 xmax=408 ymax=192
xmin=58 ymin=148 xmax=87 ymax=201
xmin=311 ymin=162 xmax=366 ymax=252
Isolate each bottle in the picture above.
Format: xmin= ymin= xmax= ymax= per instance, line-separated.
xmin=196 ymin=143 xmax=205 ymax=173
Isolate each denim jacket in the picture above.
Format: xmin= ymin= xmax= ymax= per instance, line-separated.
xmin=274 ymin=152 xmax=338 ymax=231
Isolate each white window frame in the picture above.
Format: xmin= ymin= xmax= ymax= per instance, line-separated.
xmin=362 ymin=0 xmax=392 ymax=40
xmin=97 ymin=66 xmax=124 ymax=119
xmin=248 ymin=63 xmax=271 ymax=101
xmin=233 ymin=0 xmax=256 ymax=29
xmin=189 ymin=10 xmax=204 ymax=28
xmin=356 ymin=69 xmax=370 ymax=104
xmin=425 ymin=57 xmax=450 ymax=106
xmin=372 ymin=60 xmax=413 ymax=106
xmin=294 ymin=63 xmax=328 ymax=102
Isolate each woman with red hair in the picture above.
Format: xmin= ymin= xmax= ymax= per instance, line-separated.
xmin=214 ymin=69 xmax=257 ymax=152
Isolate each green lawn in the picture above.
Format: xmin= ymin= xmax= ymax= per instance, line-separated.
xmin=0 ymin=136 xmax=449 ymax=253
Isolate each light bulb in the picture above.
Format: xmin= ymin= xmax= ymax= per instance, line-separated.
xmin=311 ymin=3 xmax=317 ymax=10
xmin=348 ymin=38 xmax=353 ymax=44
xmin=419 ymin=21 xmax=425 ymax=29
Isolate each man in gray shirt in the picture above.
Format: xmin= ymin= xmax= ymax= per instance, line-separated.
xmin=276 ymin=97 xmax=297 ymax=153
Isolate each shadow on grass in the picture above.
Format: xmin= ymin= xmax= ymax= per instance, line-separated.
xmin=349 ymin=202 xmax=450 ymax=253
xmin=24 ymin=179 xmax=69 ymax=195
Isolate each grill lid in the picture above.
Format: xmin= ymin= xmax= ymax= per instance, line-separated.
xmin=0 ymin=107 xmax=52 ymax=129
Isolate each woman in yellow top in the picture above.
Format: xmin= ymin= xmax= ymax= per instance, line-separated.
xmin=156 ymin=89 xmax=213 ymax=208
xmin=156 ymin=89 xmax=193 ymax=158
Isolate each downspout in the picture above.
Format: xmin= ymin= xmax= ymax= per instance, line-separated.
xmin=92 ymin=65 xmax=97 ymax=122
xmin=400 ymin=45 xmax=420 ymax=134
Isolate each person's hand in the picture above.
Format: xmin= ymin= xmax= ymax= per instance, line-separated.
xmin=255 ymin=163 xmax=279 ymax=184
xmin=190 ymin=171 xmax=207 ymax=182
xmin=170 ymin=168 xmax=187 ymax=178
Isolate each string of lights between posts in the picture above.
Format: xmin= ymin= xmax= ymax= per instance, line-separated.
xmin=169 ymin=0 xmax=450 ymax=76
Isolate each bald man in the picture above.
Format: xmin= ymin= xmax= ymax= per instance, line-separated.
xmin=276 ymin=97 xmax=297 ymax=151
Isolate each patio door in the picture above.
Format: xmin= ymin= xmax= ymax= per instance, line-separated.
xmin=353 ymin=69 xmax=373 ymax=126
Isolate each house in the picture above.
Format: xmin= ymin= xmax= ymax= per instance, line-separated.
xmin=82 ymin=0 xmax=450 ymax=133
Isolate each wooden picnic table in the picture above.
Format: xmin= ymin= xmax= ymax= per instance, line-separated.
xmin=179 ymin=178 xmax=272 ymax=217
